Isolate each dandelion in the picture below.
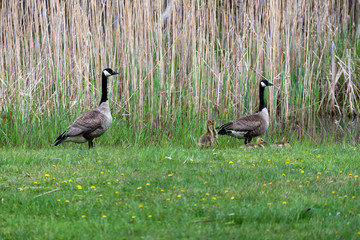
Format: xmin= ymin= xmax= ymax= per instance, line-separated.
xmin=139 ymin=205 xmax=143 ymax=208
xmin=263 ymin=184 xmax=267 ymax=186
xmin=204 ymin=181 xmax=207 ymax=184
xmin=57 ymin=199 xmax=61 ymax=202
xmin=115 ymin=191 xmax=119 ymax=194
xmin=206 ymin=193 xmax=209 ymax=196
xmin=68 ymin=180 xmax=73 ymax=182
xmin=99 ymin=194 xmax=103 ymax=197
xmin=166 ymin=198 xmax=170 ymax=201
xmin=168 ymin=174 xmax=173 ymax=177
xmin=137 ymin=187 xmax=142 ymax=190
xmin=340 ymin=171 xmax=343 ymax=173
xmin=146 ymin=183 xmax=150 ymax=186
xmin=300 ymin=170 xmax=304 ymax=173
xmin=82 ymin=215 xmax=86 ymax=218
xmin=121 ymin=173 xmax=124 ymax=176
xmin=177 ymin=195 xmax=181 ymax=198
xmin=252 ymin=164 xmax=255 ymax=167
xmin=212 ymin=197 xmax=216 ymax=200
xmin=225 ymin=190 xmax=229 ymax=193
xmin=299 ymin=185 xmax=303 ymax=188
xmin=161 ymin=189 xmax=164 ymax=192
xmin=19 ymin=188 xmax=23 ymax=191
xmin=282 ymin=201 xmax=287 ymax=205
xmin=231 ymin=196 xmax=235 ymax=200
xmin=352 ymin=196 xmax=356 ymax=199
xmin=269 ymin=182 xmax=272 ymax=185
xmin=317 ymin=154 xmax=321 ymax=158
xmin=65 ymin=200 xmax=70 ymax=203
xmin=148 ymin=215 xmax=152 ymax=218
xmin=107 ymin=182 xmax=111 ymax=185
xmin=132 ymin=216 xmax=136 ymax=219
xmin=332 ymin=191 xmax=336 ymax=194
xmin=213 ymin=152 xmax=217 ymax=155
xmin=77 ymin=185 xmax=82 ymax=190
xmin=100 ymin=171 xmax=104 ymax=175
xmin=282 ymin=174 xmax=286 ymax=177
xmin=34 ymin=181 xmax=38 ymax=184
xmin=344 ymin=195 xmax=348 ymax=198
xmin=229 ymin=161 xmax=234 ymax=164
xmin=330 ymin=181 xmax=333 ymax=183
xmin=317 ymin=172 xmax=321 ymax=175
xmin=268 ymin=159 xmax=271 ymax=162
xmin=268 ymin=203 xmax=272 ymax=206
xmin=286 ymin=180 xmax=290 ymax=183
xmin=116 ymin=179 xmax=119 ymax=182
xmin=90 ymin=186 xmax=95 ymax=189
xmin=45 ymin=174 xmax=50 ymax=177
xmin=306 ymin=181 xmax=310 ymax=184
xmin=324 ymin=203 xmax=327 ymax=206
xmin=103 ymin=215 xmax=107 ymax=218
xmin=190 ymin=159 xmax=194 ymax=162
xmin=349 ymin=173 xmax=353 ymax=176
xmin=52 ymin=165 xmax=56 ymax=168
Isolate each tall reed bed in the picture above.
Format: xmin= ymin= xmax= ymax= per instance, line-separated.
xmin=0 ymin=0 xmax=359 ymax=147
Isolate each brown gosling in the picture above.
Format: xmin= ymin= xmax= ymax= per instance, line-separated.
xmin=270 ymin=137 xmax=290 ymax=148
xmin=240 ymin=138 xmax=266 ymax=148
xmin=210 ymin=120 xmax=218 ymax=146
xmin=198 ymin=120 xmax=217 ymax=148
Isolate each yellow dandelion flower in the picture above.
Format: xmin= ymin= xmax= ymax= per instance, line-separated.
xmin=204 ymin=181 xmax=207 ymax=184
xmin=252 ymin=164 xmax=255 ymax=167
xmin=352 ymin=196 xmax=356 ymax=199
xmin=146 ymin=183 xmax=150 ymax=186
xmin=202 ymin=198 xmax=205 ymax=200
xmin=90 ymin=186 xmax=95 ymax=189
xmin=103 ymin=215 xmax=107 ymax=218
xmin=19 ymin=188 xmax=24 ymax=191
xmin=299 ymin=185 xmax=303 ymax=188
xmin=137 ymin=187 xmax=142 ymax=190
xmin=344 ymin=195 xmax=348 ymax=198
xmin=161 ymin=189 xmax=164 ymax=192
xmin=300 ymin=170 xmax=304 ymax=173
xmin=68 ymin=180 xmax=73 ymax=182
xmin=317 ymin=154 xmax=321 ymax=158
xmin=34 ymin=181 xmax=37 ymax=184
xmin=268 ymin=203 xmax=272 ymax=206
xmin=121 ymin=173 xmax=124 ymax=176
xmin=317 ymin=172 xmax=321 ymax=175
xmin=190 ymin=159 xmax=194 ymax=162
xmin=213 ymin=152 xmax=217 ymax=155
xmin=177 ymin=195 xmax=181 ymax=198
xmin=306 ymin=181 xmax=310 ymax=183
xmin=65 ymin=200 xmax=70 ymax=203
xmin=340 ymin=171 xmax=343 ymax=173
xmin=225 ymin=190 xmax=229 ymax=193
xmin=286 ymin=180 xmax=290 ymax=183
xmin=99 ymin=194 xmax=103 ymax=197
xmin=358 ymin=232 xmax=360 ymax=235
xmin=212 ymin=197 xmax=216 ymax=200
xmin=132 ymin=216 xmax=136 ymax=219
xmin=148 ymin=215 xmax=152 ymax=218
xmin=116 ymin=179 xmax=119 ymax=182
xmin=285 ymin=162 xmax=289 ymax=164
xmin=282 ymin=174 xmax=286 ymax=177
xmin=324 ymin=203 xmax=327 ymax=206
xmin=115 ymin=191 xmax=119 ymax=194
xmin=181 ymin=189 xmax=184 ymax=192
xmin=57 ymin=199 xmax=60 ymax=202
xmin=100 ymin=171 xmax=104 ymax=174
xmin=107 ymin=182 xmax=111 ymax=185
xmin=97 ymin=161 xmax=101 ymax=164
xmin=45 ymin=174 xmax=49 ymax=177
xmin=166 ymin=198 xmax=170 ymax=201
xmin=206 ymin=193 xmax=209 ymax=196
xmin=282 ymin=201 xmax=287 ymax=205
xmin=82 ymin=215 xmax=86 ymax=218
xmin=332 ymin=191 xmax=336 ymax=194
xmin=77 ymin=185 xmax=82 ymax=190
xmin=269 ymin=182 xmax=272 ymax=185
xmin=229 ymin=161 xmax=234 ymax=164
xmin=231 ymin=196 xmax=235 ymax=200
xmin=263 ymin=184 xmax=267 ymax=186
xmin=168 ymin=174 xmax=173 ymax=177
xmin=268 ymin=159 xmax=271 ymax=162
xmin=52 ymin=165 xmax=56 ymax=168
xmin=139 ymin=205 xmax=143 ymax=208
xmin=349 ymin=173 xmax=353 ymax=176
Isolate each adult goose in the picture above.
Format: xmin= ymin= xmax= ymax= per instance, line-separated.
xmin=54 ymin=68 xmax=119 ymax=148
xmin=216 ymin=79 xmax=273 ymax=144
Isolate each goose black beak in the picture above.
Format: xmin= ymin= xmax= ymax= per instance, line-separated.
xmin=268 ymin=82 xmax=274 ymax=86
xmin=113 ymin=71 xmax=119 ymax=75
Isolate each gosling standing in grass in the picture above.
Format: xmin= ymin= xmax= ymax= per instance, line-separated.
xmin=270 ymin=137 xmax=290 ymax=148
xmin=198 ymin=120 xmax=217 ymax=148
xmin=240 ymin=138 xmax=266 ymax=148
xmin=54 ymin=68 xmax=119 ymax=148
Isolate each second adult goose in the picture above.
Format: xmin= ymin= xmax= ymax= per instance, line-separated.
xmin=216 ymin=79 xmax=273 ymax=144
xmin=54 ymin=68 xmax=119 ymax=148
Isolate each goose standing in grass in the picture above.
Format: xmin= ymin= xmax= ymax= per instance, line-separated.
xmin=54 ymin=68 xmax=119 ymax=148
xmin=270 ymin=137 xmax=290 ymax=148
xmin=240 ymin=138 xmax=266 ymax=148
xmin=216 ymin=79 xmax=273 ymax=144
xmin=198 ymin=120 xmax=217 ymax=148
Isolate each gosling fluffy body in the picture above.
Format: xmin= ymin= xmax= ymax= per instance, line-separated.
xmin=270 ymin=137 xmax=290 ymax=148
xmin=240 ymin=138 xmax=266 ymax=148
xmin=198 ymin=120 xmax=217 ymax=148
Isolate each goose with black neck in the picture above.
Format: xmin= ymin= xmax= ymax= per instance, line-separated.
xmin=216 ymin=79 xmax=273 ymax=144
xmin=54 ymin=68 xmax=119 ymax=148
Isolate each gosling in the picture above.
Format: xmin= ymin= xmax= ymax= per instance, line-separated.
xmin=240 ymin=138 xmax=266 ymax=148
xmin=198 ymin=120 xmax=217 ymax=148
xmin=270 ymin=137 xmax=290 ymax=148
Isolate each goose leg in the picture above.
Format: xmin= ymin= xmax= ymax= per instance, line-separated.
xmin=88 ymin=141 xmax=94 ymax=149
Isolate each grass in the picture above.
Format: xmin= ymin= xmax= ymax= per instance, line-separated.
xmin=2 ymin=142 xmax=360 ymax=239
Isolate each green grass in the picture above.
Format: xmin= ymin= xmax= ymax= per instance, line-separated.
xmin=1 ymin=142 xmax=360 ymax=239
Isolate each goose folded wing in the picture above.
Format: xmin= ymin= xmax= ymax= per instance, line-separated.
xmin=233 ymin=114 xmax=261 ymax=131
xmin=65 ymin=110 xmax=103 ymax=137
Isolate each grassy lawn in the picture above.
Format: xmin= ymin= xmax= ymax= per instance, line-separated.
xmin=1 ymin=143 xmax=360 ymax=239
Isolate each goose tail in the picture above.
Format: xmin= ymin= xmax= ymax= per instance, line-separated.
xmin=54 ymin=131 xmax=66 ymax=146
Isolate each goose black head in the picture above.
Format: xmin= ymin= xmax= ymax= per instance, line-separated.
xmin=103 ymin=68 xmax=119 ymax=77
xmin=260 ymin=79 xmax=273 ymax=88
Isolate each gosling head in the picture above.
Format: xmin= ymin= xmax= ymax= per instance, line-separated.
xmin=256 ymin=138 xmax=266 ymax=144
xmin=282 ymin=137 xmax=289 ymax=143
xmin=206 ymin=120 xmax=214 ymax=126
xmin=102 ymin=68 xmax=119 ymax=77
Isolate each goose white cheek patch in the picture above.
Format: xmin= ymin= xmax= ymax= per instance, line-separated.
xmin=261 ymin=82 xmax=266 ymax=87
xmin=103 ymin=70 xmax=111 ymax=77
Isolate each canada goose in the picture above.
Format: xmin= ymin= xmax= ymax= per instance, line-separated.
xmin=216 ymin=79 xmax=273 ymax=144
xmin=54 ymin=68 xmax=119 ymax=148
xmin=240 ymin=138 xmax=266 ymax=148
xmin=270 ymin=137 xmax=290 ymax=148
xmin=198 ymin=120 xmax=217 ymax=148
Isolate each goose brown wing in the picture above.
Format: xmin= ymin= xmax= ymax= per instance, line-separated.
xmin=234 ymin=114 xmax=261 ymax=131
xmin=65 ymin=110 xmax=103 ymax=137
